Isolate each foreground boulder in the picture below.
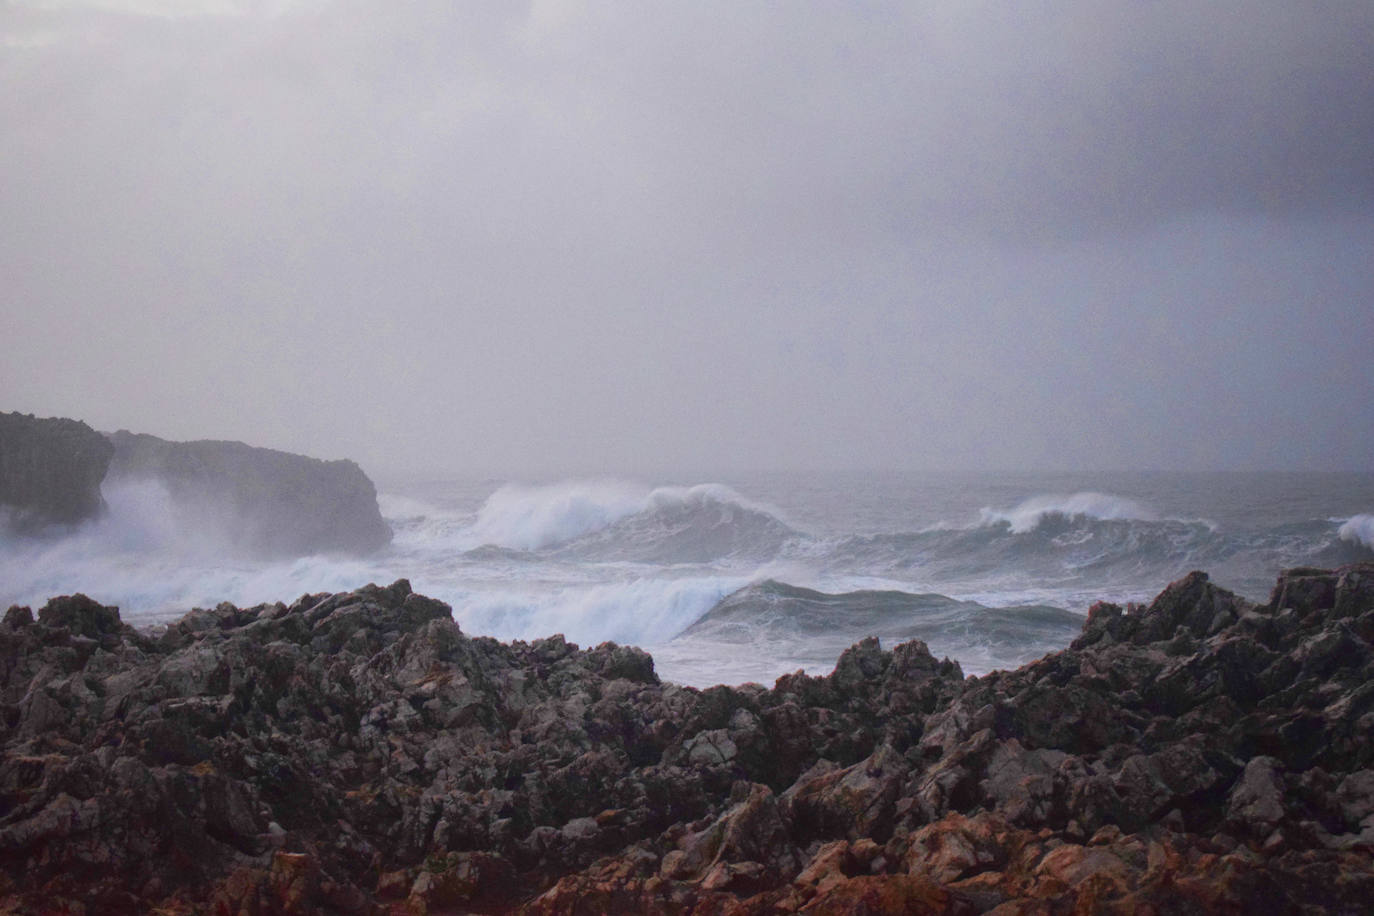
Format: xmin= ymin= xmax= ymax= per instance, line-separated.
xmin=1 ymin=565 xmax=1372 ymax=913
xmin=106 ymin=429 xmax=391 ymax=557
xmin=0 ymin=412 xmax=114 ymax=532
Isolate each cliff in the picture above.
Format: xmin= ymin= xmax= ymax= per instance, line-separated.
xmin=0 ymin=411 xmax=113 ymax=532
xmin=2 ymin=565 xmax=1373 ymax=913
xmin=106 ymin=430 xmax=391 ymax=557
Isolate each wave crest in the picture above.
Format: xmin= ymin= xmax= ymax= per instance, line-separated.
xmin=466 ymin=480 xmax=795 ymax=560
xmin=980 ymin=492 xmax=1158 ymax=534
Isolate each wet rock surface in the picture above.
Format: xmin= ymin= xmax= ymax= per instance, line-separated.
xmin=1 ymin=565 xmax=1372 ymax=913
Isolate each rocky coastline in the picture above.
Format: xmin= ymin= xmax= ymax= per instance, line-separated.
xmin=2 ymin=565 xmax=1373 ymax=914
xmin=0 ymin=412 xmax=390 ymax=557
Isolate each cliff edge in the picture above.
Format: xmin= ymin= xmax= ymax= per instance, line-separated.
xmin=0 ymin=411 xmax=113 ymax=532
xmin=106 ymin=430 xmax=392 ymax=557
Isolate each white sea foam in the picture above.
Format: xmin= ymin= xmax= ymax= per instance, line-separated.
xmin=980 ymin=492 xmax=1158 ymax=534
xmin=1339 ymin=514 xmax=1374 ymax=549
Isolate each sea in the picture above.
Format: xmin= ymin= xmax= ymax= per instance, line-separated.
xmin=3 ymin=470 xmax=1372 ymax=687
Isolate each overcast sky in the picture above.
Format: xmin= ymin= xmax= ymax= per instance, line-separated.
xmin=2 ymin=1 xmax=1371 ymax=475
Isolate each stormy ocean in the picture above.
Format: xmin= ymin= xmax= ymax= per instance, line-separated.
xmin=3 ymin=471 xmax=1372 ymax=687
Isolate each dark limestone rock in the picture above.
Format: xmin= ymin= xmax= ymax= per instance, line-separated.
xmin=0 ymin=411 xmax=113 ymax=531
xmin=35 ymin=592 xmax=125 ymax=640
xmin=2 ymin=565 xmax=1373 ymax=913
xmin=106 ymin=429 xmax=391 ymax=557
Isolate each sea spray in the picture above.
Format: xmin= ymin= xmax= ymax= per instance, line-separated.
xmin=1339 ymin=514 xmax=1374 ymax=549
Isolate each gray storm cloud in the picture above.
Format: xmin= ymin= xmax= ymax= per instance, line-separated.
xmin=2 ymin=1 xmax=1371 ymax=473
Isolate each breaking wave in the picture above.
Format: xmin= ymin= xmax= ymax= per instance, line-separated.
xmin=466 ymin=481 xmax=650 ymax=551
xmin=979 ymin=491 xmax=1161 ymax=534
xmin=550 ymin=487 xmax=798 ymax=564
xmin=461 ymin=480 xmax=799 ymax=563
xmin=1338 ymin=514 xmax=1374 ymax=550
xmin=451 ymin=575 xmax=746 ymax=648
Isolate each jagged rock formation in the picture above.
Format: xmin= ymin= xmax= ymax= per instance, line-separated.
xmin=106 ymin=430 xmax=391 ymax=557
xmin=0 ymin=411 xmax=114 ymax=532
xmin=2 ymin=565 xmax=1373 ymax=913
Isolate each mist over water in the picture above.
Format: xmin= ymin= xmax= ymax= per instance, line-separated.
xmin=3 ymin=471 xmax=1371 ymax=686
